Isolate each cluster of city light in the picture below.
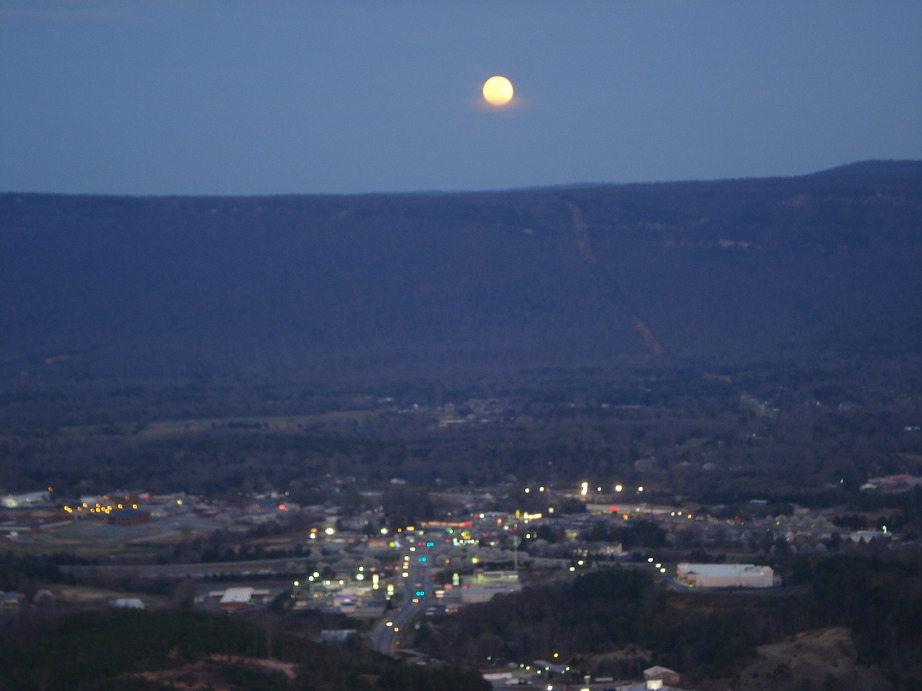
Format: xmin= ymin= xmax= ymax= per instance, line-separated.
xmin=516 ymin=662 xmax=570 ymax=675
xmin=62 ymin=501 xmax=139 ymax=514
xmin=582 ymin=481 xmax=644 ymax=495
xmin=307 ymin=526 xmax=338 ymax=540
xmin=647 ymin=557 xmax=667 ymax=573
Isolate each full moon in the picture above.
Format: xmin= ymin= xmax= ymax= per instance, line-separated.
xmin=482 ymin=75 xmax=514 ymax=106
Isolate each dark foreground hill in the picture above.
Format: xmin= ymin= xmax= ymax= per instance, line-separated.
xmin=2 ymin=161 xmax=921 ymax=386
xmin=0 ymin=608 xmax=489 ymax=690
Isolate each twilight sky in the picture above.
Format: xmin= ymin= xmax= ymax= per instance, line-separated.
xmin=1 ymin=1 xmax=921 ymax=196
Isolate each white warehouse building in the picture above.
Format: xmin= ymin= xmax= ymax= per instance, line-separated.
xmin=676 ymin=563 xmax=780 ymax=589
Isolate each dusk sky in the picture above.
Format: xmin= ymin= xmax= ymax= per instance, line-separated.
xmin=2 ymin=1 xmax=920 ymax=196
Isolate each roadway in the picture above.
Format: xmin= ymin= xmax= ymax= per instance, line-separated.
xmin=370 ymin=535 xmax=437 ymax=655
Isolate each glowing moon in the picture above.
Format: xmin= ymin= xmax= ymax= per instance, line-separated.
xmin=482 ymin=75 xmax=514 ymax=106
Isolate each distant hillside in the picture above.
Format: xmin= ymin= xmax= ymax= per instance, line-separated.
xmin=2 ymin=161 xmax=921 ymax=385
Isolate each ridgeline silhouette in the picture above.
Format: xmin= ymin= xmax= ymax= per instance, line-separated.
xmin=2 ymin=161 xmax=921 ymax=385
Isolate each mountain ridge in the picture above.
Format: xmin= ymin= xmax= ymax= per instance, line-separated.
xmin=2 ymin=161 xmax=921 ymax=386
xmin=6 ymin=159 xmax=920 ymax=200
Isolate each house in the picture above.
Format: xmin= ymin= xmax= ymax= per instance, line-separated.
xmin=848 ymin=530 xmax=891 ymax=544
xmin=644 ymin=665 xmax=681 ymax=688
xmin=210 ymin=586 xmax=271 ymax=611
xmin=619 ymin=666 xmax=687 ymax=691
xmin=110 ymin=598 xmax=145 ymax=609
xmin=0 ymin=592 xmax=23 ymax=611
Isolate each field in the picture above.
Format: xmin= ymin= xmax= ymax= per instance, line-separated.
xmin=60 ymin=410 xmax=383 ymax=437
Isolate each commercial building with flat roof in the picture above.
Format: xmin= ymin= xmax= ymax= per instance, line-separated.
xmin=676 ymin=563 xmax=779 ymax=588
